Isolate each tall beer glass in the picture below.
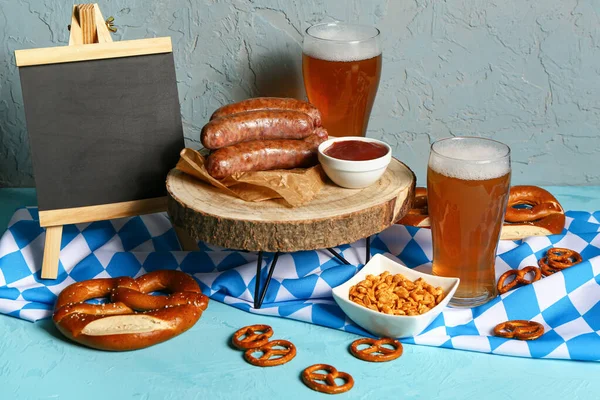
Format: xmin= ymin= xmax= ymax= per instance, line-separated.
xmin=302 ymin=22 xmax=382 ymax=137
xmin=428 ymin=137 xmax=511 ymax=308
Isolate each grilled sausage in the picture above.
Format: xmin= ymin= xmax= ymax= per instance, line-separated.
xmin=206 ymin=128 xmax=328 ymax=179
xmin=210 ymin=97 xmax=322 ymax=126
xmin=201 ymin=110 xmax=317 ymax=150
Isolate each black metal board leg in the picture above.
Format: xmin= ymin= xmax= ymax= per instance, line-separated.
xmin=254 ymin=252 xmax=279 ymax=309
xmin=257 ymin=252 xmax=279 ymax=308
xmin=254 ymin=251 xmax=263 ymax=308
xmin=327 ymin=235 xmax=372 ymax=266
xmin=327 ymin=247 xmax=351 ymax=265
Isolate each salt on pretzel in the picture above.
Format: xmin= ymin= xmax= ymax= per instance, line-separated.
xmin=53 ymin=270 xmax=209 ymax=351
xmin=397 ymin=185 xmax=565 ymax=240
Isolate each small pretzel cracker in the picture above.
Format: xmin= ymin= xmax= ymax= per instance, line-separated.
xmin=536 ymin=247 xmax=583 ymax=277
xmin=243 ymin=339 xmax=296 ymax=367
xmin=350 ymin=338 xmax=403 ymax=362
xmin=232 ymin=324 xmax=273 ymax=350
xmin=545 ymin=248 xmax=582 ymax=270
xmin=496 ymin=266 xmax=541 ymax=294
xmin=493 ymin=320 xmax=544 ymax=341
xmin=301 ymin=364 xmax=354 ymax=394
xmin=538 ymin=257 xmax=560 ymax=277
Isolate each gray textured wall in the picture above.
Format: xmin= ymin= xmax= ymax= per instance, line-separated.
xmin=1 ymin=0 xmax=599 ymax=187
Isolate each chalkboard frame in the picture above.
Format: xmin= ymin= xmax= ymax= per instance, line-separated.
xmin=16 ymin=37 xmax=182 ymax=225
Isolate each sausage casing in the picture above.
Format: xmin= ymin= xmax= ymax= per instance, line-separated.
xmin=210 ymin=97 xmax=322 ymax=126
xmin=206 ymin=128 xmax=328 ymax=179
xmin=202 ymin=110 xmax=316 ymax=150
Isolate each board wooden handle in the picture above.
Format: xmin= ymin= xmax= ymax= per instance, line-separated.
xmin=69 ymin=3 xmax=113 ymax=46
xmin=79 ymin=4 xmax=97 ymax=44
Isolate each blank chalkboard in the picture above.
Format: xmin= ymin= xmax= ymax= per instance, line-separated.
xmin=18 ymin=50 xmax=183 ymax=212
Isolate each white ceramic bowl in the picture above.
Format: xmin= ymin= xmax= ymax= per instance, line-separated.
xmin=318 ymin=137 xmax=392 ymax=189
xmin=332 ymin=254 xmax=460 ymax=338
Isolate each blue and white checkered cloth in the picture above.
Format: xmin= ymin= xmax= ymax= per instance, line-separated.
xmin=1 ymin=207 xmax=599 ymax=361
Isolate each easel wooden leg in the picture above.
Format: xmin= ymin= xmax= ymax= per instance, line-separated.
xmin=174 ymin=226 xmax=199 ymax=251
xmin=41 ymin=225 xmax=63 ymax=279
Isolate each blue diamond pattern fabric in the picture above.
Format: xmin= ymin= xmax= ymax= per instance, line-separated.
xmin=1 ymin=206 xmax=600 ymax=362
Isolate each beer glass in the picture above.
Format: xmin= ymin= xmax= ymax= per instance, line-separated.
xmin=302 ymin=22 xmax=382 ymax=137
xmin=428 ymin=137 xmax=511 ymax=308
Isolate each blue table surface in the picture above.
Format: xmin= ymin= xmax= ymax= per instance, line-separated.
xmin=0 ymin=187 xmax=599 ymax=400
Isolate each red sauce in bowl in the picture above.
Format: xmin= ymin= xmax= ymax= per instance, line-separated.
xmin=323 ymin=140 xmax=389 ymax=161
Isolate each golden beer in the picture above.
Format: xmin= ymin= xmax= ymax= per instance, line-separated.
xmin=302 ymin=23 xmax=382 ymax=137
xmin=427 ymin=137 xmax=511 ymax=307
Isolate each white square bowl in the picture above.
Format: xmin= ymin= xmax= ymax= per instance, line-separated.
xmin=332 ymin=254 xmax=460 ymax=338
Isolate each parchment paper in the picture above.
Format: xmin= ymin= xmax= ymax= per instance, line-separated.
xmin=176 ymin=148 xmax=326 ymax=207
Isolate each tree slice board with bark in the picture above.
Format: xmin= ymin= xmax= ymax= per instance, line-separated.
xmin=167 ymin=158 xmax=416 ymax=252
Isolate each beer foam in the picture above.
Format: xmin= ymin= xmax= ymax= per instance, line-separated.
xmin=304 ymin=24 xmax=381 ymax=62
xmin=428 ymin=138 xmax=510 ymax=180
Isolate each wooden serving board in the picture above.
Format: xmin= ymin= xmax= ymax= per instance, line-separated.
xmin=167 ymin=158 xmax=416 ymax=252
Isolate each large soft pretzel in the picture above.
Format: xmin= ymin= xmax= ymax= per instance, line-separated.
xmin=53 ymin=270 xmax=208 ymax=351
xmin=501 ymin=185 xmax=565 ymax=240
xmin=395 ymin=187 xmax=429 ymax=228
xmin=505 ymin=186 xmax=563 ymax=222
xmin=397 ymin=185 xmax=565 ymax=240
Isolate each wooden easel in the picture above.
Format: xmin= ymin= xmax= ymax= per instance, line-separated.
xmin=38 ymin=4 xmax=168 ymax=279
xmin=17 ymin=4 xmax=196 ymax=280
